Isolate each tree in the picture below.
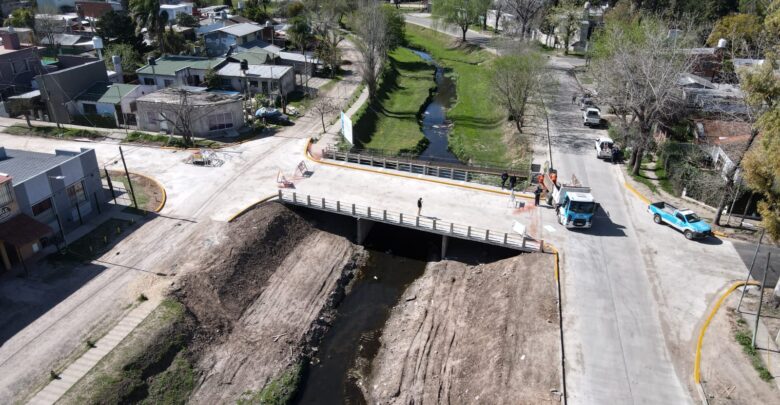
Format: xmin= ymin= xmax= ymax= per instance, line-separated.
xmin=353 ymin=2 xmax=388 ymax=100
xmin=590 ymin=17 xmax=696 ymax=176
xmin=492 ymin=0 xmax=506 ymax=33
xmin=316 ymin=27 xmax=343 ymax=78
xmin=131 ymin=0 xmax=165 ymax=44
xmin=547 ymin=0 xmax=581 ymax=54
xmin=490 ymin=49 xmax=546 ymax=133
xmin=156 ymin=89 xmax=223 ymax=145
xmin=176 ymin=12 xmax=199 ymax=27
xmin=288 ymin=1 xmax=305 ymax=17
xmin=288 ymin=15 xmax=311 ymax=52
xmin=96 ymin=10 xmax=143 ymax=47
xmin=160 ymin=28 xmax=189 ymax=54
xmin=310 ymin=96 xmax=340 ymax=133
xmin=104 ymin=43 xmax=142 ymax=77
xmin=432 ymin=0 xmax=492 ymax=42
xmin=383 ymin=5 xmax=406 ymax=50
xmin=505 ymin=0 xmax=547 ymax=39
xmin=5 ymin=8 xmax=35 ymax=31
xmin=36 ymin=6 xmax=66 ymax=53
xmin=204 ymin=68 xmax=221 ymax=89
xmin=707 ymin=13 xmax=762 ymax=58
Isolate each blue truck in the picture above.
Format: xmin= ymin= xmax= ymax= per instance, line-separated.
xmin=648 ymin=202 xmax=712 ymax=240
xmin=542 ymin=169 xmax=599 ymax=229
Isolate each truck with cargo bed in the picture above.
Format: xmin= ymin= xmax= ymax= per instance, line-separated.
xmin=647 ymin=201 xmax=712 ymax=240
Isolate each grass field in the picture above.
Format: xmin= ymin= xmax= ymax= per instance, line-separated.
xmin=353 ymin=46 xmax=435 ymax=154
xmin=5 ymin=124 xmax=103 ymax=139
xmin=405 ymin=25 xmax=509 ymax=165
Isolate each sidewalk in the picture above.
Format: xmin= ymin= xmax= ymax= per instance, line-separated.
xmin=26 ymin=299 xmax=159 ymax=405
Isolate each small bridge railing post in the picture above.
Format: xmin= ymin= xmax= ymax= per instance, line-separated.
xmin=352 ymin=204 xmax=356 ymax=216
xmin=367 ymin=207 xmax=371 ymax=218
xmin=307 ymin=195 xmax=311 ymax=206
xmin=399 ymin=213 xmax=403 ymax=224
xmin=522 ymin=237 xmax=526 ymax=249
xmin=416 ymin=216 xmax=420 ymax=227
xmin=449 ymin=223 xmax=454 ymax=234
xmin=336 ymin=200 xmax=341 ymax=212
xmin=383 ymin=210 xmax=387 ymax=221
xmin=432 ymin=218 xmax=436 ymax=230
xmin=292 ymin=192 xmax=297 ymax=204
xmin=503 ymin=233 xmax=508 ymax=244
xmin=321 ymin=197 xmax=326 ymax=208
xmin=467 ymin=226 xmax=471 ymax=237
xmin=485 ymin=229 xmax=490 ymax=241
xmin=278 ymin=189 xmax=282 ymax=199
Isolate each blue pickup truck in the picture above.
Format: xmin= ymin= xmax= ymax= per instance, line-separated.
xmin=648 ymin=202 xmax=712 ymax=240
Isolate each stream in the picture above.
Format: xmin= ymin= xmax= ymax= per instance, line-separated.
xmin=293 ymin=223 xmax=437 ymax=404
xmin=411 ymin=49 xmax=461 ymax=163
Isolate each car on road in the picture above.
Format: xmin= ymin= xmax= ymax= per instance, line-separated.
xmin=583 ymin=108 xmax=602 ymax=127
xmin=648 ymin=202 xmax=712 ymax=240
xmin=595 ymin=137 xmax=614 ymax=159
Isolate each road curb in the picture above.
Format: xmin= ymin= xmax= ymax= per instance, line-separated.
xmin=144 ymin=175 xmax=167 ymax=213
xmin=227 ymin=194 xmax=280 ymax=223
xmin=304 ymin=139 xmax=536 ymax=200
xmin=693 ymin=280 xmax=760 ymax=403
xmin=545 ymin=243 xmax=567 ymax=405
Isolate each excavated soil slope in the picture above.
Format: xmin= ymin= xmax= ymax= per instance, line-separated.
xmin=365 ymin=254 xmax=560 ymax=404
xmin=174 ymin=202 xmax=363 ymax=403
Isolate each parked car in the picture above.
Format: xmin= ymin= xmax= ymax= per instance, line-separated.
xmin=647 ymin=202 xmax=712 ymax=240
xmin=583 ymin=108 xmax=602 ymax=127
xmin=595 ymin=137 xmax=614 ymax=159
xmin=579 ymin=96 xmax=598 ymax=111
xmin=255 ymin=107 xmax=281 ymax=118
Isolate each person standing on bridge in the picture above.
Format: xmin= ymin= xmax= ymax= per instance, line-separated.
xmin=534 ymin=185 xmax=542 ymax=206
xmin=509 ymin=175 xmax=517 ymax=191
xmin=500 ymin=172 xmax=508 ymax=189
xmin=417 ymin=197 xmax=423 ymax=216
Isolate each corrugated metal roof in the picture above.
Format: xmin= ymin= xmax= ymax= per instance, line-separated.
xmin=136 ymin=56 xmax=226 ymax=76
xmin=0 ymin=149 xmax=72 ymax=184
xmin=218 ymin=22 xmax=263 ymax=37
xmin=217 ymin=62 xmax=291 ymax=79
xmin=76 ymin=83 xmax=138 ymax=104
xmin=230 ymin=50 xmax=271 ymax=65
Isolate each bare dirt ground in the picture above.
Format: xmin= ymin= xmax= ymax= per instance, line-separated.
xmin=176 ymin=202 xmax=364 ymax=403
xmin=699 ymin=296 xmax=779 ymax=404
xmin=363 ymin=253 xmax=561 ymax=405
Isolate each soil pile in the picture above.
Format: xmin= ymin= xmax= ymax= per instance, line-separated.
xmin=364 ymin=253 xmax=560 ymax=404
xmin=174 ymin=202 xmax=364 ymax=403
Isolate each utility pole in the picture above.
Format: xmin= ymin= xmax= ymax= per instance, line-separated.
xmin=752 ymin=252 xmax=771 ymax=348
xmin=737 ymin=228 xmax=765 ymax=312
xmin=119 ymin=146 xmax=138 ymax=208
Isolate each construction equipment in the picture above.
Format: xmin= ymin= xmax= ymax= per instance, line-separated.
xmin=542 ymin=168 xmax=599 ymax=229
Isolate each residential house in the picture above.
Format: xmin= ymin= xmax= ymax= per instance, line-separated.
xmin=0 ymin=30 xmax=44 ymax=98
xmin=684 ymin=41 xmax=727 ymax=81
xmin=135 ymin=87 xmax=244 ymax=137
xmin=39 ymin=33 xmax=95 ymax=54
xmin=36 ymin=58 xmax=108 ymax=124
xmin=204 ymin=23 xmax=274 ymax=57
xmin=0 ymin=146 xmax=106 ymax=271
xmin=73 ymin=82 xmax=152 ymax=126
xmin=136 ymin=55 xmax=229 ymax=89
xmin=0 ymin=27 xmax=34 ymax=45
xmin=0 ymin=175 xmax=53 ymax=272
xmin=676 ymin=72 xmax=748 ymax=115
xmin=693 ymin=119 xmax=753 ymax=179
xmin=215 ymin=61 xmax=295 ymax=97
xmin=75 ymin=1 xmax=123 ymax=19
xmin=160 ymin=3 xmax=194 ymax=22
xmin=277 ymin=50 xmax=319 ymax=77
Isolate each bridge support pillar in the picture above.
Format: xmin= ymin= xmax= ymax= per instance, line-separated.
xmin=441 ymin=235 xmax=449 ymax=260
xmin=356 ymin=218 xmax=375 ymax=245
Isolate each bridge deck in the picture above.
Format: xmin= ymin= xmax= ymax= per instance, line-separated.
xmin=278 ymin=190 xmax=540 ymax=252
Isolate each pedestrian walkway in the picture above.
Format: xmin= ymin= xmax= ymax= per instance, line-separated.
xmin=26 ymin=299 xmax=158 ymax=405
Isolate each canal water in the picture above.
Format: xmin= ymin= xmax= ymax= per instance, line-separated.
xmin=293 ymin=223 xmax=438 ymax=404
xmin=411 ymin=49 xmax=461 ymax=163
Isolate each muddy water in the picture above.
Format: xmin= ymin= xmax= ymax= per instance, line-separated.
xmin=293 ymin=223 xmax=436 ymax=405
xmin=412 ymin=49 xmax=460 ymax=163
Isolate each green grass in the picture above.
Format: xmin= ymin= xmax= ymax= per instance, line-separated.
xmin=353 ymin=46 xmax=434 ymax=154
xmin=735 ymin=328 xmax=774 ymax=382
xmin=110 ymin=174 xmax=150 ymax=209
xmin=631 ymin=156 xmax=676 ymax=195
xmin=143 ymin=351 xmax=196 ymax=405
xmin=237 ymin=362 xmax=303 ymax=405
xmin=49 ymin=218 xmax=135 ymax=264
xmin=125 ymin=131 xmax=223 ymax=148
xmin=405 ymin=25 xmax=509 ymax=165
xmin=5 ymin=124 xmax=103 ymax=139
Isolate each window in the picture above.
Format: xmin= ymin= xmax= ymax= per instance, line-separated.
xmin=249 ymin=80 xmax=258 ymax=87
xmin=675 ymin=213 xmax=685 ymax=222
xmin=221 ymin=78 xmax=232 ymax=87
xmin=163 ymin=79 xmax=174 ymax=87
xmin=32 ymin=198 xmax=52 ymax=216
xmin=0 ymin=182 xmax=12 ymax=206
xmin=83 ymin=103 xmax=97 ymax=114
xmin=146 ymin=111 xmax=157 ymax=125
xmin=66 ymin=181 xmax=86 ymax=206
xmin=208 ymin=112 xmax=233 ymax=131
xmin=144 ymin=78 xmax=155 ymax=85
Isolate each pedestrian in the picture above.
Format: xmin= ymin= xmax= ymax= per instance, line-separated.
xmin=417 ymin=197 xmax=423 ymax=216
xmin=500 ymin=172 xmax=508 ymax=189
xmin=509 ymin=175 xmax=517 ymax=190
xmin=572 ymin=93 xmax=577 ymax=104
xmin=611 ymin=146 xmax=621 ymax=164
xmin=534 ymin=185 xmax=543 ymax=206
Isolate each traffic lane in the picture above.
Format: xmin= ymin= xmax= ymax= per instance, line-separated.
xmin=731 ymin=241 xmax=780 ymax=287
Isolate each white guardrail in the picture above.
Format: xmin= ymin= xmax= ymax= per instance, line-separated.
xmin=278 ymin=189 xmax=540 ymax=252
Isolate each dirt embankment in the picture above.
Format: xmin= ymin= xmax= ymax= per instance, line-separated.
xmin=364 ymin=253 xmax=561 ymax=405
xmin=173 ymin=202 xmax=364 ymax=403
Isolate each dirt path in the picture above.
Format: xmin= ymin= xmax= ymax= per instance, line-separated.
xmin=364 ymin=253 xmax=560 ymax=404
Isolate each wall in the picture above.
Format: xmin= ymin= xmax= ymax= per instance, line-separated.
xmin=220 ymin=68 xmax=295 ymax=96
xmin=37 ymin=60 xmax=109 ymax=124
xmin=0 ymin=47 xmax=44 ymax=96
xmin=136 ymin=99 xmax=244 ymax=137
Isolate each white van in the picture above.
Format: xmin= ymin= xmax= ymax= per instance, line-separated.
xmin=595 ymin=137 xmax=614 ymax=159
xmin=583 ymin=108 xmax=602 ymax=127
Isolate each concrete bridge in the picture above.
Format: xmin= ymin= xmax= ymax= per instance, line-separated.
xmin=277 ymin=190 xmax=541 ymax=257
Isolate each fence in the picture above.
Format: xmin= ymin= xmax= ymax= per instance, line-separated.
xmin=278 ymin=189 xmax=540 ymax=252
xmin=321 ymin=147 xmax=531 ymax=189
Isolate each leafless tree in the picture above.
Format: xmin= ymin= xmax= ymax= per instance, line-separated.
xmin=156 ymin=89 xmax=225 ymax=145
xmin=35 ymin=5 xmax=67 ymax=53
xmin=310 ymin=96 xmax=341 ymax=133
xmin=590 ymin=18 xmax=697 ymax=175
xmin=353 ymin=2 xmax=388 ymax=100
xmin=505 ymin=0 xmax=548 ymax=39
xmin=492 ymin=0 xmax=507 ymax=33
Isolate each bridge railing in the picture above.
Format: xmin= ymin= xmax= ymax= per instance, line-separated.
xmin=278 ymin=189 xmax=540 ymax=252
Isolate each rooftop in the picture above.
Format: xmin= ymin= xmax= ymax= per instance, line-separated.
xmin=217 ymin=62 xmax=291 ymax=79
xmin=278 ymin=51 xmax=320 ymax=64
xmin=136 ymin=55 xmax=227 ymax=76
xmin=136 ymin=87 xmax=241 ymax=105
xmin=238 ymin=40 xmax=282 ymax=55
xmin=230 ymin=50 xmax=272 ymax=65
xmin=217 ymin=22 xmax=263 ymax=37
xmin=76 ymin=83 xmax=138 ymax=104
xmin=694 ymin=119 xmax=752 ymax=145
xmin=40 ymin=34 xmax=90 ymax=47
xmin=0 ymin=148 xmax=76 ymax=184
xmin=677 ymin=73 xmax=716 ymax=89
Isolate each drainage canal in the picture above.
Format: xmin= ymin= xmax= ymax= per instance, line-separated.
xmin=411 ymin=49 xmax=460 ymax=163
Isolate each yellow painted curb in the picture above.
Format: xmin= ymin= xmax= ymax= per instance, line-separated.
xmin=713 ymin=230 xmax=728 ymax=238
xmin=149 ymin=176 xmax=167 ymax=213
xmin=694 ymin=280 xmax=760 ymax=384
xmin=228 ymin=194 xmax=279 ymax=222
xmin=304 ymin=139 xmax=536 ymax=200
xmin=623 ymin=181 xmax=651 ymax=205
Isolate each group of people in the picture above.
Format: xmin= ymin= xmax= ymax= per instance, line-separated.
xmin=500 ymin=172 xmax=518 ymax=191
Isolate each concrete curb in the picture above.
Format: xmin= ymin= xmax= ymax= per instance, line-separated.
xmin=693 ymin=280 xmax=760 ymax=404
xmin=304 ymin=140 xmax=536 ymax=200
xmin=227 ymin=194 xmax=280 ymax=223
xmin=545 ymin=243 xmax=567 ymax=405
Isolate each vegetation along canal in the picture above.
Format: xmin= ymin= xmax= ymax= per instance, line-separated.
xmin=293 ymin=223 xmax=435 ymax=404
xmin=412 ymin=49 xmax=460 ymax=162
